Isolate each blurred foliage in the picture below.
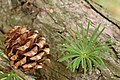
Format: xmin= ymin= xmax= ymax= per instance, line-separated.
xmin=92 ymin=0 xmax=120 ymax=21
xmin=0 ymin=71 xmax=24 ymax=80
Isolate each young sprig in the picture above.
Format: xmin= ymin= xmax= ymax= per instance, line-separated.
xmin=0 ymin=71 xmax=24 ymax=80
xmin=58 ymin=21 xmax=111 ymax=75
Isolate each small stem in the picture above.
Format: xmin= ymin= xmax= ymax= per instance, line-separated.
xmin=13 ymin=69 xmax=35 ymax=80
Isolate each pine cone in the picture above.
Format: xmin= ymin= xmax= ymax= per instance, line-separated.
xmin=5 ymin=26 xmax=50 ymax=71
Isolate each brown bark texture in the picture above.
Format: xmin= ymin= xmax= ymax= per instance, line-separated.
xmin=0 ymin=0 xmax=120 ymax=80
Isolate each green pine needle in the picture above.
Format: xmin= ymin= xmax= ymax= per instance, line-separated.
xmin=58 ymin=21 xmax=112 ymax=75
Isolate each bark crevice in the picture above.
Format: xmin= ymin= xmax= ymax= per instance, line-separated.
xmin=85 ymin=0 xmax=120 ymax=29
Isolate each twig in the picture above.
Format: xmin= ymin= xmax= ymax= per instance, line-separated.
xmin=13 ymin=69 xmax=35 ymax=80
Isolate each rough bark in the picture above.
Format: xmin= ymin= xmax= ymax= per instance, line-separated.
xmin=0 ymin=0 xmax=120 ymax=80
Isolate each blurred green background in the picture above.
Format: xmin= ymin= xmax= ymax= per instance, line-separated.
xmin=93 ymin=0 xmax=120 ymax=21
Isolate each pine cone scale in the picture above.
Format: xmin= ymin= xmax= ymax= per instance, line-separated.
xmin=22 ymin=62 xmax=36 ymax=69
xmin=24 ymin=46 xmax=38 ymax=56
xmin=17 ymin=40 xmax=32 ymax=51
xmin=10 ymin=54 xmax=18 ymax=60
xmin=30 ymin=52 xmax=45 ymax=61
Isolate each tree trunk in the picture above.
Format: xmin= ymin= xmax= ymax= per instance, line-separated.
xmin=0 ymin=0 xmax=120 ymax=80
